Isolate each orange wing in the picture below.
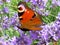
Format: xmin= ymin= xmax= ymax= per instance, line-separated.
xmin=20 ymin=8 xmax=34 ymax=23
xmin=20 ymin=12 xmax=43 ymax=31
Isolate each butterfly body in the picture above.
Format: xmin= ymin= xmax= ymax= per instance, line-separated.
xmin=18 ymin=2 xmax=43 ymax=31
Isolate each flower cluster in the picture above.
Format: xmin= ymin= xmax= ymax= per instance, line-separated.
xmin=0 ymin=0 xmax=60 ymax=45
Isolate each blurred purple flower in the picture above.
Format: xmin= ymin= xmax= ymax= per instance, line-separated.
xmin=0 ymin=0 xmax=3 ymax=5
xmin=55 ymin=20 xmax=60 ymax=25
xmin=37 ymin=20 xmax=60 ymax=44
xmin=39 ymin=25 xmax=51 ymax=42
xmin=30 ymin=0 xmax=37 ymax=5
xmin=7 ymin=36 xmax=17 ymax=45
xmin=0 ymin=36 xmax=17 ymax=45
xmin=3 ymin=7 xmax=9 ymax=13
xmin=43 ymin=0 xmax=48 ymax=6
xmin=37 ymin=40 xmax=50 ymax=45
xmin=9 ymin=13 xmax=19 ymax=26
xmin=6 ymin=0 xmax=10 ymax=3
xmin=16 ymin=34 xmax=32 ymax=45
xmin=29 ymin=31 xmax=40 ymax=40
xmin=2 ymin=16 xmax=10 ymax=29
xmin=57 ymin=30 xmax=60 ymax=39
xmin=52 ymin=0 xmax=57 ymax=5
xmin=24 ymin=0 xmax=30 ymax=2
xmin=10 ymin=17 xmax=17 ymax=26
xmin=24 ymin=0 xmax=47 ymax=15
xmin=3 ymin=16 xmax=9 ymax=22
xmin=37 ymin=41 xmax=46 ymax=45
xmin=0 ymin=41 xmax=7 ymax=45
xmin=2 ymin=23 xmax=9 ymax=29
xmin=14 ymin=26 xmax=19 ymax=30
xmin=0 ymin=38 xmax=7 ymax=45
xmin=56 ymin=0 xmax=60 ymax=6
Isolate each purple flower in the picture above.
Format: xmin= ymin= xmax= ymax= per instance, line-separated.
xmin=7 ymin=36 xmax=17 ymax=45
xmin=10 ymin=17 xmax=17 ymax=26
xmin=52 ymin=0 xmax=57 ymax=4
xmin=14 ymin=26 xmax=19 ymax=30
xmin=37 ymin=41 xmax=50 ymax=45
xmin=37 ymin=41 xmax=46 ymax=45
xmin=16 ymin=34 xmax=32 ymax=45
xmin=0 ymin=38 xmax=7 ymax=45
xmin=57 ymin=30 xmax=60 ymax=39
xmin=6 ymin=0 xmax=10 ymax=3
xmin=3 ymin=7 xmax=9 ymax=13
xmin=3 ymin=16 xmax=9 ymax=22
xmin=42 ymin=0 xmax=48 ymax=6
xmin=24 ymin=0 xmax=30 ymax=2
xmin=39 ymin=25 xmax=51 ymax=42
xmin=2 ymin=23 xmax=9 ymax=29
xmin=38 ymin=21 xmax=60 ymax=43
xmin=56 ymin=0 xmax=60 ymax=6
xmin=0 ymin=41 xmax=7 ymax=45
xmin=30 ymin=0 xmax=37 ymax=5
xmin=2 ymin=16 xmax=10 ymax=29
xmin=9 ymin=13 xmax=18 ymax=26
xmin=0 ymin=0 xmax=3 ymax=5
xmin=29 ymin=31 xmax=40 ymax=40
xmin=0 ymin=37 xmax=17 ymax=45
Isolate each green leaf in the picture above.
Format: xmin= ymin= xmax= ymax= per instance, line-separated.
xmin=13 ymin=30 xmax=20 ymax=37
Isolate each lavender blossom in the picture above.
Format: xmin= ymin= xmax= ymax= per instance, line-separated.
xmin=3 ymin=7 xmax=9 ymax=13
xmin=6 ymin=36 xmax=17 ymax=45
xmin=2 ymin=16 xmax=10 ymax=29
xmin=6 ymin=0 xmax=10 ymax=3
xmin=30 ymin=0 xmax=38 ymax=5
xmin=36 ymin=18 xmax=60 ymax=44
xmin=56 ymin=0 xmax=60 ymax=6
xmin=42 ymin=0 xmax=48 ymax=6
xmin=10 ymin=17 xmax=17 ymax=26
xmin=24 ymin=0 xmax=30 ymax=2
xmin=29 ymin=31 xmax=40 ymax=40
xmin=0 ymin=40 xmax=7 ymax=45
xmin=0 ymin=38 xmax=7 ymax=45
xmin=52 ymin=0 xmax=57 ymax=4
xmin=0 ymin=0 xmax=3 ymax=5
xmin=16 ymin=34 xmax=32 ymax=45
xmin=9 ymin=13 xmax=19 ymax=26
xmin=39 ymin=25 xmax=51 ymax=42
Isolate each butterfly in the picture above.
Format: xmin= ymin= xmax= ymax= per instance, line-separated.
xmin=17 ymin=2 xmax=44 ymax=31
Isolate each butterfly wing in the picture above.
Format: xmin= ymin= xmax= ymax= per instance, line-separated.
xmin=20 ymin=12 xmax=43 ymax=31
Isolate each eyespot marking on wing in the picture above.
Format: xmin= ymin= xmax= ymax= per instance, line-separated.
xmin=18 ymin=4 xmax=25 ymax=12
xmin=32 ymin=14 xmax=36 ymax=18
xmin=18 ymin=12 xmax=24 ymax=17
